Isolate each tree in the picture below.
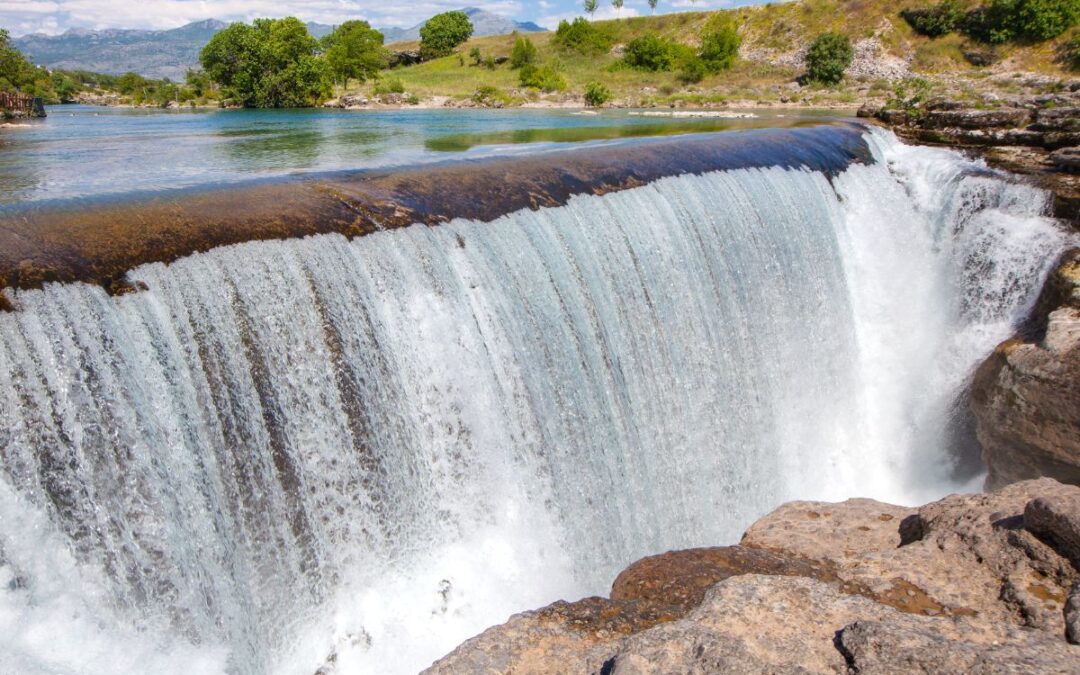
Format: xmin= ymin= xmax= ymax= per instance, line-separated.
xmin=805 ymin=32 xmax=852 ymax=84
xmin=648 ymin=0 xmax=659 ymax=13
xmin=322 ymin=20 xmax=387 ymax=88
xmin=699 ymin=14 xmax=741 ymax=72
xmin=584 ymin=0 xmax=599 ymax=16
xmin=612 ymin=0 xmax=625 ymax=17
xmin=200 ymin=17 xmax=330 ymax=107
xmin=419 ymin=11 xmax=474 ymax=60
xmin=510 ymin=36 xmax=539 ymax=68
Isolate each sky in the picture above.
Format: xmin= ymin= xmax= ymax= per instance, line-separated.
xmin=1 ymin=0 xmax=751 ymax=37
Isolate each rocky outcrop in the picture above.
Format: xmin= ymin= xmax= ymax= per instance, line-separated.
xmin=427 ymin=479 xmax=1080 ymax=673
xmin=971 ymin=248 xmax=1080 ymax=490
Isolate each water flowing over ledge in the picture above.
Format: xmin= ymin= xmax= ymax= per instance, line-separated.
xmin=0 ymin=128 xmax=1074 ymax=675
xmin=0 ymin=124 xmax=869 ymax=297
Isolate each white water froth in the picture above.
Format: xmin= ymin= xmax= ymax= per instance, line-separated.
xmin=0 ymin=130 xmax=1073 ymax=674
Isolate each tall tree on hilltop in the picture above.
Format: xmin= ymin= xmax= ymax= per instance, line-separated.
xmin=649 ymin=0 xmax=659 ymax=13
xmin=612 ymin=0 xmax=624 ymax=18
xmin=584 ymin=0 xmax=599 ymax=18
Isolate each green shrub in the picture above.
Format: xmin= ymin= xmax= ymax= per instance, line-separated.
xmin=624 ymin=34 xmax=677 ymax=71
xmin=373 ymin=77 xmax=405 ymax=95
xmin=469 ymin=47 xmax=483 ymax=65
xmin=553 ymin=18 xmax=614 ymax=53
xmin=901 ymin=0 xmax=967 ymax=36
xmin=519 ymin=63 xmax=567 ymax=91
xmin=472 ymin=85 xmax=503 ymax=103
xmin=679 ymin=57 xmax=708 ymax=83
xmin=1067 ymin=33 xmax=1080 ymax=68
xmin=886 ymin=76 xmax=933 ymax=110
xmin=805 ymin=32 xmax=853 ymax=84
xmin=511 ymin=36 xmax=539 ymax=68
xmin=584 ymin=80 xmax=611 ymax=106
xmin=420 ymin=11 xmax=474 ymax=60
xmin=699 ymin=15 xmax=741 ymax=72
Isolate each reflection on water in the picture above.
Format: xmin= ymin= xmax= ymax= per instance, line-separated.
xmin=0 ymin=106 xmax=850 ymax=205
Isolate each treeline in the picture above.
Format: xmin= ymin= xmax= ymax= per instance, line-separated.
xmin=902 ymin=0 xmax=1077 ymax=43
xmin=199 ymin=13 xmax=476 ymax=107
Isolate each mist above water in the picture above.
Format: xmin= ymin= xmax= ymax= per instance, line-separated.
xmin=0 ymin=129 xmax=1073 ymax=674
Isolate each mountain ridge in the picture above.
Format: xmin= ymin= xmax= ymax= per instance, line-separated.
xmin=12 ymin=8 xmax=545 ymax=80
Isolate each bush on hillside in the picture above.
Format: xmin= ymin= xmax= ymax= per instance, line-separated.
xmin=699 ymin=15 xmax=741 ymax=72
xmin=511 ymin=36 xmax=539 ymax=68
xmin=805 ymin=32 xmax=853 ymax=84
xmin=373 ymin=77 xmax=405 ymax=95
xmin=624 ymin=34 xmax=677 ymax=71
xmin=1067 ymin=33 xmax=1080 ymax=68
xmin=584 ymin=80 xmax=611 ymax=106
xmin=519 ymin=63 xmax=567 ymax=91
xmin=902 ymin=0 xmax=968 ymax=36
xmin=964 ymin=0 xmax=1079 ymax=42
xmin=553 ymin=18 xmax=614 ymax=53
xmin=419 ymin=11 xmax=474 ymax=60
xmin=678 ymin=57 xmax=708 ymax=83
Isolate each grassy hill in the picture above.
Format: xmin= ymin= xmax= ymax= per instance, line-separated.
xmin=345 ymin=0 xmax=1077 ymax=108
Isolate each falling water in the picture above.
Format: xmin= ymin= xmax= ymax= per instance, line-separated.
xmin=0 ymin=129 xmax=1073 ymax=675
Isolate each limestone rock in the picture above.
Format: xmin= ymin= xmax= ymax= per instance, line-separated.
xmin=1052 ymin=147 xmax=1080 ymax=173
xmin=836 ymin=619 xmax=1080 ymax=674
xmin=1026 ymin=494 xmax=1080 ymax=568
xmin=972 ymin=249 xmax=1080 ymax=489
xmin=921 ymin=109 xmax=1031 ymax=130
xmin=1067 ymin=583 xmax=1080 ymax=644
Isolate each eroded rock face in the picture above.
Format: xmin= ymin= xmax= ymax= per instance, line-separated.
xmin=972 ymin=248 xmax=1080 ymax=490
xmin=426 ymin=480 xmax=1080 ymax=674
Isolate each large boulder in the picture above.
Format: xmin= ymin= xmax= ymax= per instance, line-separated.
xmin=972 ymin=249 xmax=1080 ymax=489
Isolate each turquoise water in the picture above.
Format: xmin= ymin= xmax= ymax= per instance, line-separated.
xmin=0 ymin=105 xmax=845 ymax=205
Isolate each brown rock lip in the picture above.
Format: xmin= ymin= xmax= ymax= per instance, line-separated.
xmin=0 ymin=124 xmax=870 ymax=303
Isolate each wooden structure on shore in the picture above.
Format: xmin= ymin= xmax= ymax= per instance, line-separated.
xmin=0 ymin=91 xmax=46 ymax=118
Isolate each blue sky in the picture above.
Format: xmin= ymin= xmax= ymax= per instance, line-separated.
xmin=3 ymin=0 xmax=754 ymax=36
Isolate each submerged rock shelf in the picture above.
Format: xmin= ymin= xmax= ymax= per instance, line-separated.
xmin=0 ymin=124 xmax=869 ymax=300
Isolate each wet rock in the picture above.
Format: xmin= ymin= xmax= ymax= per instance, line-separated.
xmin=610 ymin=546 xmax=827 ymax=610
xmin=972 ymin=250 xmax=1080 ymax=489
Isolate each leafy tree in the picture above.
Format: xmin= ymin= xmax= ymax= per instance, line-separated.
xmin=584 ymin=80 xmax=611 ymax=106
xmin=200 ymin=17 xmax=330 ymax=107
xmin=901 ymin=0 xmax=966 ymax=37
xmin=624 ymin=34 xmax=676 ymax=71
xmin=553 ymin=18 xmax=614 ymax=53
xmin=613 ymin=0 xmax=625 ymax=16
xmin=185 ymin=69 xmax=214 ymax=97
xmin=511 ymin=36 xmax=539 ymax=68
xmin=322 ymin=20 xmax=387 ymax=88
xmin=419 ymin=11 xmax=474 ymax=60
xmin=649 ymin=0 xmax=659 ymax=12
xmin=584 ymin=0 xmax=599 ymax=16
xmin=700 ymin=14 xmax=741 ymax=72
xmin=0 ymin=28 xmax=51 ymax=97
xmin=805 ymin=32 xmax=853 ymax=84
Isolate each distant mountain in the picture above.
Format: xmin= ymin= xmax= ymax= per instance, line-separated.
xmin=12 ymin=9 xmax=546 ymax=80
xmin=14 ymin=19 xmax=228 ymax=80
xmin=380 ymin=7 xmax=545 ymax=43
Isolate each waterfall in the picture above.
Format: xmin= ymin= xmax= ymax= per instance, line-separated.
xmin=0 ymin=129 xmax=1073 ymax=675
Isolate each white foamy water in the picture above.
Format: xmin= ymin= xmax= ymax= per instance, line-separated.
xmin=0 ymin=129 xmax=1073 ymax=674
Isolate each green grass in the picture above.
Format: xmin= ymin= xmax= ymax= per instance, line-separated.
xmin=344 ymin=0 xmax=1074 ymax=106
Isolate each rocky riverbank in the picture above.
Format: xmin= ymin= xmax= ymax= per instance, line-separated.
xmin=427 ymin=478 xmax=1080 ymax=673
xmin=864 ymin=89 xmax=1080 ymax=225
